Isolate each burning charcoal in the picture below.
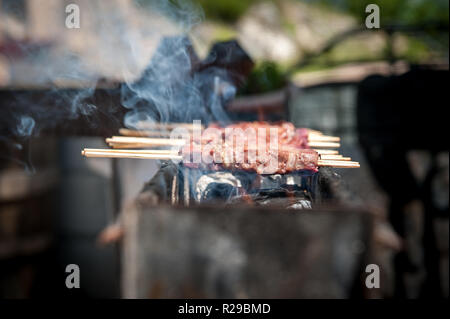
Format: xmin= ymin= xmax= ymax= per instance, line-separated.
xmin=194 ymin=171 xmax=242 ymax=203
xmin=202 ymin=183 xmax=238 ymax=203
xmin=228 ymin=189 xmax=313 ymax=209
xmin=287 ymin=200 xmax=313 ymax=210
xmin=139 ymin=163 xmax=335 ymax=207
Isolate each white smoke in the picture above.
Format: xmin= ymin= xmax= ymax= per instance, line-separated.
xmin=1 ymin=0 xmax=236 ymax=138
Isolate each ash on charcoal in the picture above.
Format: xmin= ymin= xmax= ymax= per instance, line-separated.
xmin=195 ymin=171 xmax=242 ymax=203
xmin=138 ymin=163 xmax=340 ymax=207
xmin=228 ymin=189 xmax=313 ymax=209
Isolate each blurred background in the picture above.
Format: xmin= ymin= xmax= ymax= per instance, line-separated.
xmin=0 ymin=0 xmax=448 ymax=298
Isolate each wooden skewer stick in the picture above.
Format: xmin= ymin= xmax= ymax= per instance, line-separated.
xmin=314 ymin=149 xmax=339 ymax=155
xmin=110 ymin=136 xmax=340 ymax=149
xmin=318 ymin=160 xmax=360 ymax=168
xmin=134 ymin=123 xmax=204 ymax=131
xmin=84 ymin=148 xmax=178 ymax=154
xmin=106 ymin=136 xmax=186 ymax=147
xmin=320 ymin=155 xmax=351 ymax=161
xmin=308 ymin=134 xmax=341 ymax=142
xmin=119 ymin=128 xmax=172 ymax=137
xmin=93 ymin=147 xmax=351 ymax=161
xmin=308 ymin=141 xmax=340 ymax=148
xmin=98 ymin=147 xmax=351 ymax=161
xmin=108 ymin=133 xmax=344 ymax=155
xmin=306 ymin=129 xmax=323 ymax=135
xmin=82 ymin=149 xmax=359 ymax=168
xmin=119 ymin=128 xmax=340 ymax=142
xmin=108 ymin=143 xmax=159 ymax=149
xmin=82 ymin=150 xmax=182 ymax=160
xmin=109 ymin=141 xmax=343 ymax=154
xmin=108 ymin=142 xmax=343 ymax=154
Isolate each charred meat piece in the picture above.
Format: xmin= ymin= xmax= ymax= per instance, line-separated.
xmin=182 ymin=142 xmax=319 ymax=174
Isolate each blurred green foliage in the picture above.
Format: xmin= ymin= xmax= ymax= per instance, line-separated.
xmin=137 ymin=0 xmax=449 ymax=26
xmin=134 ymin=0 xmax=448 ymax=94
xmin=318 ymin=0 xmax=449 ymax=25
xmin=193 ymin=0 xmax=260 ymax=23
xmin=401 ymin=37 xmax=433 ymax=62
xmin=239 ymin=61 xmax=287 ymax=94
xmin=135 ymin=0 xmax=261 ymax=23
xmin=309 ymin=0 xmax=449 ymax=67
